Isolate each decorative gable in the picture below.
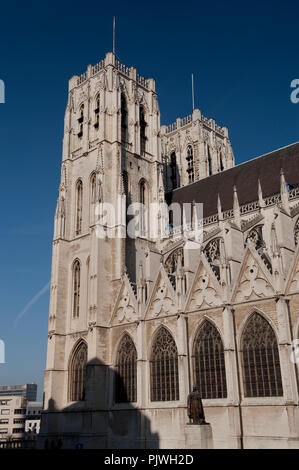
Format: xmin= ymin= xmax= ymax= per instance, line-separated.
xmin=145 ymin=267 xmax=177 ymax=319
xmin=232 ymin=247 xmax=274 ymax=303
xmin=285 ymin=246 xmax=299 ymax=294
xmin=185 ymin=257 xmax=223 ymax=311
xmin=110 ymin=277 xmax=138 ymax=325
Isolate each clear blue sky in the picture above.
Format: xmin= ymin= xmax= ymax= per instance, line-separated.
xmin=0 ymin=0 xmax=299 ymax=399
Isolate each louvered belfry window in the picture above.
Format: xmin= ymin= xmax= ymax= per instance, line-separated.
xmin=69 ymin=341 xmax=87 ymax=402
xmin=150 ymin=327 xmax=179 ymax=402
xmin=115 ymin=334 xmax=137 ymax=403
xmin=242 ymin=313 xmax=283 ymax=397
xmin=193 ymin=321 xmax=227 ymax=399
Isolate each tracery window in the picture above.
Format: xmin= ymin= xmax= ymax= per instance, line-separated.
xmin=78 ymin=104 xmax=84 ymax=138
xmin=140 ymin=106 xmax=147 ymax=155
xmin=204 ymin=238 xmax=221 ymax=280
xmin=186 ymin=145 xmax=194 ymax=183
xmin=246 ymin=226 xmax=272 ymax=273
xmin=72 ymin=259 xmax=81 ymax=318
xmin=150 ymin=327 xmax=179 ymax=402
xmin=69 ymin=341 xmax=87 ymax=402
xmin=294 ymin=217 xmax=299 ymax=245
xmin=193 ymin=321 xmax=227 ymax=399
xmin=241 ymin=313 xmax=283 ymax=397
xmin=94 ymin=94 xmax=100 ymax=129
xmin=164 ymin=248 xmax=184 ymax=288
xmin=75 ymin=179 xmax=83 ymax=235
xmin=115 ymin=334 xmax=137 ymax=403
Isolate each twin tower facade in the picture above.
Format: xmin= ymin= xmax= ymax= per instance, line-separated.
xmin=40 ymin=52 xmax=299 ymax=449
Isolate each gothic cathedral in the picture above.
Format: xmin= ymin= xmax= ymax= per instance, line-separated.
xmin=39 ymin=52 xmax=299 ymax=449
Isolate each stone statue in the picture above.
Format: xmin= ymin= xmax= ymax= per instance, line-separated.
xmin=187 ymin=386 xmax=208 ymax=425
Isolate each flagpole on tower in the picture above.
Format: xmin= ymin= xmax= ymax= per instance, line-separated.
xmin=113 ymin=16 xmax=116 ymax=55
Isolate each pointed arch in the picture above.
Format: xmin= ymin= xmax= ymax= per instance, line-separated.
xmin=192 ymin=320 xmax=227 ymax=399
xmin=139 ymin=178 xmax=148 ymax=237
xmin=207 ymin=146 xmax=212 ymax=176
xmin=78 ymin=104 xmax=84 ymax=138
xmin=115 ymin=333 xmax=137 ymax=403
xmin=150 ymin=326 xmax=179 ymax=401
xmin=68 ymin=340 xmax=87 ymax=402
xmin=94 ymin=93 xmax=100 ymax=129
xmin=241 ymin=312 xmax=283 ymax=397
xmin=121 ymin=93 xmax=128 ymax=143
xmin=75 ymin=179 xmax=83 ymax=235
xmin=203 ymin=237 xmax=222 ymax=281
xmin=72 ymin=258 xmax=81 ymax=318
xmin=139 ymin=105 xmax=147 ymax=155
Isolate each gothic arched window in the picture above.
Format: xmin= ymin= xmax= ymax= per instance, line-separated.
xmin=294 ymin=217 xmax=299 ymax=245
xmin=75 ymin=179 xmax=83 ymax=235
xmin=72 ymin=259 xmax=81 ymax=318
xmin=246 ymin=225 xmax=263 ymax=250
xmin=115 ymin=334 xmax=137 ymax=403
xmin=170 ymin=152 xmax=177 ymax=190
xmin=121 ymin=94 xmax=128 ymax=143
xmin=78 ymin=104 xmax=84 ymax=138
xmin=241 ymin=313 xmax=283 ymax=397
xmin=204 ymin=238 xmax=221 ymax=280
xmin=165 ymin=248 xmax=184 ymax=274
xmin=219 ymin=152 xmax=224 ymax=172
xmin=139 ymin=179 xmax=148 ymax=237
xmin=150 ymin=327 xmax=179 ymax=402
xmin=90 ymin=173 xmax=96 ymax=205
xmin=94 ymin=94 xmax=100 ymax=129
xmin=193 ymin=321 xmax=227 ymax=399
xmin=140 ymin=106 xmax=147 ymax=155
xmin=186 ymin=146 xmax=194 ymax=183
xmin=69 ymin=341 xmax=87 ymax=402
xmin=207 ymin=146 xmax=212 ymax=176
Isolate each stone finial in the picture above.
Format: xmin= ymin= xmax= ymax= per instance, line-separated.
xmin=258 ymin=179 xmax=264 ymax=208
xmin=217 ymin=194 xmax=222 ymax=221
xmin=233 ymin=185 xmax=241 ymax=228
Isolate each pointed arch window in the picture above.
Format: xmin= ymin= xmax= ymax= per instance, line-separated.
xmin=186 ymin=146 xmax=194 ymax=183
xmin=140 ymin=106 xmax=147 ymax=155
xmin=139 ymin=179 xmax=148 ymax=237
xmin=94 ymin=94 xmax=100 ymax=129
xmin=294 ymin=217 xmax=299 ymax=245
xmin=78 ymin=104 xmax=84 ymax=138
xmin=115 ymin=334 xmax=137 ymax=403
xmin=75 ymin=180 xmax=83 ymax=235
xmin=170 ymin=152 xmax=178 ymax=190
xmin=72 ymin=259 xmax=81 ymax=318
xmin=241 ymin=313 xmax=283 ymax=397
xmin=69 ymin=341 xmax=87 ymax=402
xmin=90 ymin=173 xmax=97 ymax=205
xmin=219 ymin=152 xmax=224 ymax=172
xmin=204 ymin=238 xmax=221 ymax=281
xmin=121 ymin=94 xmax=128 ymax=143
xmin=207 ymin=146 xmax=212 ymax=176
xmin=150 ymin=327 xmax=179 ymax=402
xmin=193 ymin=321 xmax=227 ymax=399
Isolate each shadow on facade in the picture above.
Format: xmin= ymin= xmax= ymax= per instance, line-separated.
xmin=39 ymin=357 xmax=159 ymax=450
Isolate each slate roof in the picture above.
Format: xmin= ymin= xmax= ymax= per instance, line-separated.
xmin=167 ymin=142 xmax=299 ymax=218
